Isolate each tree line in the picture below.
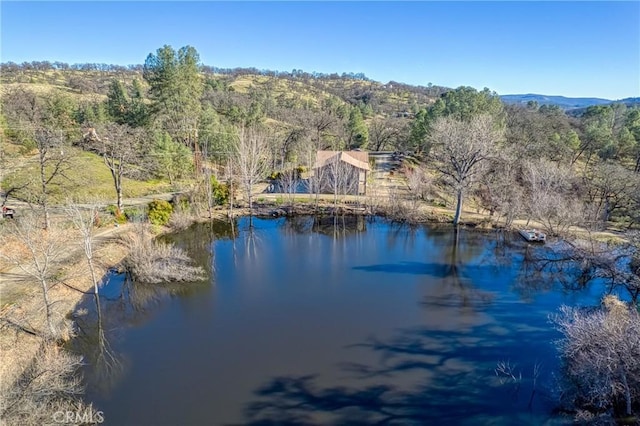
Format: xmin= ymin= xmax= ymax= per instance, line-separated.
xmin=2 ymin=44 xmax=639 ymax=231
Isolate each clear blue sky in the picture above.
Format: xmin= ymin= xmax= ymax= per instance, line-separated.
xmin=1 ymin=1 xmax=638 ymax=99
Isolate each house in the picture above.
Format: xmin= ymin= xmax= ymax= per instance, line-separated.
xmin=313 ymin=151 xmax=370 ymax=195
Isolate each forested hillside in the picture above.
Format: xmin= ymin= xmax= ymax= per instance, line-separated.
xmin=1 ymin=45 xmax=639 ymax=230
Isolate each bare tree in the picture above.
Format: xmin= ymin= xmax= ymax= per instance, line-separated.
xmin=323 ymin=156 xmax=358 ymax=211
xmin=305 ymin=156 xmax=325 ymax=213
xmin=369 ymin=117 xmax=404 ymax=151
xmin=0 ymin=213 xmax=67 ymax=339
xmin=232 ymin=125 xmax=270 ymax=222
xmin=429 ymin=115 xmax=502 ymax=225
xmin=309 ymin=110 xmax=336 ymax=151
xmin=404 ymin=164 xmax=432 ymax=201
xmin=524 ymin=159 xmax=588 ymax=235
xmin=278 ymin=165 xmax=299 ymax=208
xmin=552 ymin=296 xmax=640 ymax=418
xmin=480 ymin=152 xmax=524 ymax=228
xmin=64 ymin=201 xmax=101 ymax=296
xmin=201 ymin=138 xmax=215 ymax=219
xmin=34 ymin=128 xmax=71 ymax=230
xmin=584 ymin=161 xmax=640 ymax=226
xmin=82 ymin=124 xmax=146 ymax=212
xmin=225 ymin=157 xmax=236 ymax=220
xmin=1 ymin=127 xmax=71 ymax=230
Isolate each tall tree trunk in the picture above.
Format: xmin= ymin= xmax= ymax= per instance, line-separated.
xmin=116 ymin=185 xmax=123 ymax=213
xmin=88 ymin=256 xmax=99 ymax=296
xmin=229 ymin=181 xmax=234 ymax=219
xmin=39 ymin=156 xmax=50 ymax=230
xmin=620 ymin=368 xmax=632 ymax=416
xmin=117 ymin=167 xmax=124 ymax=212
xmin=193 ymin=136 xmax=202 ymax=177
xmin=40 ymin=278 xmax=55 ymax=338
xmin=453 ymin=188 xmax=464 ymax=226
xmin=43 ymin=203 xmax=50 ymax=231
xmin=204 ymin=168 xmax=213 ymax=220
xmin=248 ymin=185 xmax=254 ymax=228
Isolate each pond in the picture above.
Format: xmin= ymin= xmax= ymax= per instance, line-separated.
xmin=69 ymin=216 xmax=609 ymax=425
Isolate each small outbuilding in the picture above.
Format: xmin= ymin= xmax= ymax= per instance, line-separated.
xmin=313 ymin=151 xmax=370 ymax=195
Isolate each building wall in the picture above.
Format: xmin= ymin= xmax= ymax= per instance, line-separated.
xmin=316 ymin=163 xmax=367 ymax=195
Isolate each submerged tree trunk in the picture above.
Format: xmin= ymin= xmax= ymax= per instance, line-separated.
xmin=248 ymin=184 xmax=254 ymax=228
xmin=453 ymin=188 xmax=463 ymax=226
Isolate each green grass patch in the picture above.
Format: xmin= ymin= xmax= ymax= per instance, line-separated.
xmin=2 ymin=148 xmax=171 ymax=203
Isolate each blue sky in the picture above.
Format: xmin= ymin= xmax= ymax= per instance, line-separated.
xmin=1 ymin=1 xmax=638 ymax=99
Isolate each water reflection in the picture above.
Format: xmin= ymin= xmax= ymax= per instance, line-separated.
xmin=70 ymin=270 xmax=215 ymax=396
xmin=281 ymin=215 xmax=367 ymax=238
xmin=69 ymin=217 xmax=613 ymax=425
xmin=70 ymin=293 xmax=125 ymax=396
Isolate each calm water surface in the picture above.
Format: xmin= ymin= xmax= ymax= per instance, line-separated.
xmin=70 ymin=217 xmax=606 ymax=425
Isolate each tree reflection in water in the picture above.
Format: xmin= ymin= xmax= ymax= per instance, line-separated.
xmin=479 ymin=232 xmax=639 ymax=302
xmin=69 ymin=220 xmax=233 ymax=396
xmin=68 ymin=218 xmax=627 ymax=424
xmin=69 ymin=289 xmax=125 ymax=397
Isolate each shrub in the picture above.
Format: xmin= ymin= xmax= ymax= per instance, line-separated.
xmin=211 ymin=176 xmax=230 ymax=206
xmin=552 ymin=296 xmax=640 ymax=419
xmin=168 ymin=210 xmax=193 ymax=231
xmin=147 ymin=199 xmax=173 ymax=226
xmin=121 ymin=224 xmax=204 ymax=283
xmin=268 ymin=171 xmax=281 ymax=180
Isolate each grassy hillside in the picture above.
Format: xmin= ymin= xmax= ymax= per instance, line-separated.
xmin=2 ymin=146 xmax=171 ymax=204
xmin=0 ymin=64 xmax=445 ymax=119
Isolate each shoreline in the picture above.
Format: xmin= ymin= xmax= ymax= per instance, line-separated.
xmin=0 ymin=199 xmax=632 ymax=424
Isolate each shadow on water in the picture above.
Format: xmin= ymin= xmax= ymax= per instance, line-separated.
xmin=239 ymin=227 xmax=567 ymax=426
xmin=241 ymin=323 xmax=557 ymax=425
xmin=240 ymin=326 xmax=559 ymax=425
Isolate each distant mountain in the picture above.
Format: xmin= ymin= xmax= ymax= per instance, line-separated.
xmin=618 ymin=97 xmax=640 ymax=106
xmin=500 ymin=94 xmax=613 ymax=110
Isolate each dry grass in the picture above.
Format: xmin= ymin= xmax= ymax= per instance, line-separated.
xmin=168 ymin=209 xmax=195 ymax=231
xmin=0 ymin=82 xmax=106 ymax=103
xmin=0 ymin=341 xmax=98 ymax=426
xmin=0 ymin=217 xmax=128 ymax=426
